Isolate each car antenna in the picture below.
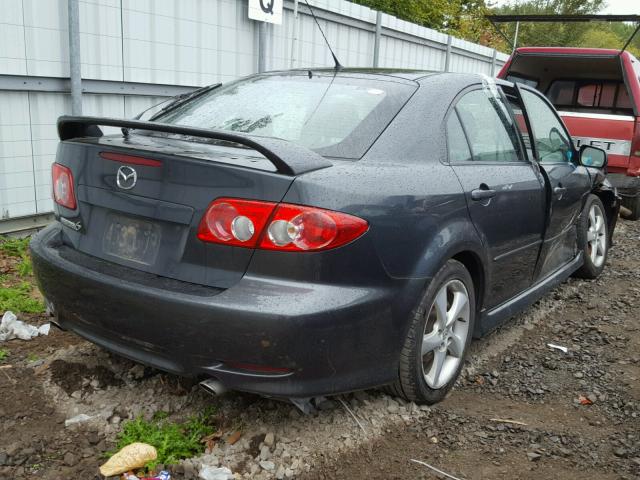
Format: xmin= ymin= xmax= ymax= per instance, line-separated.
xmin=303 ymin=0 xmax=342 ymax=71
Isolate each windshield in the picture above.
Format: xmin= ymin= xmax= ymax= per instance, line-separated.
xmin=153 ymin=73 xmax=416 ymax=159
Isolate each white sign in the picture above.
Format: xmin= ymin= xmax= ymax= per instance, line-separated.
xmin=248 ymin=0 xmax=283 ymax=24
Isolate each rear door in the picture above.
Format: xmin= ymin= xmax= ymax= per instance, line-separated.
xmin=517 ymin=86 xmax=591 ymax=279
xmin=448 ymin=87 xmax=546 ymax=309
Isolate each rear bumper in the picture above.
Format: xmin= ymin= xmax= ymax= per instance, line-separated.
xmin=607 ymin=173 xmax=640 ymax=198
xmin=31 ymin=223 xmax=417 ymax=398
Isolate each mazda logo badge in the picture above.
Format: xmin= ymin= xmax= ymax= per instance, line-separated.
xmin=116 ymin=166 xmax=137 ymax=190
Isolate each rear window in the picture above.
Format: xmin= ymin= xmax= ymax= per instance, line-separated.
xmin=153 ymin=74 xmax=416 ymax=159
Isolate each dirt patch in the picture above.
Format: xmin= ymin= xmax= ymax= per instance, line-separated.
xmin=49 ymin=359 xmax=124 ymax=395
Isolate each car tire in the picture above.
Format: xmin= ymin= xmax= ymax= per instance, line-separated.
xmin=620 ymin=194 xmax=640 ymax=221
xmin=389 ymin=259 xmax=475 ymax=404
xmin=574 ymin=194 xmax=609 ymax=279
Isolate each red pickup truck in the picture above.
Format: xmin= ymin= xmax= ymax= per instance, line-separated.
xmin=498 ymin=47 xmax=640 ymax=219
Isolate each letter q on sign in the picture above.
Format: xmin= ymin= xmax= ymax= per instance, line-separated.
xmin=248 ymin=0 xmax=283 ymax=24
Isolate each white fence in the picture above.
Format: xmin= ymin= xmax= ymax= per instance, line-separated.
xmin=0 ymin=0 xmax=508 ymax=228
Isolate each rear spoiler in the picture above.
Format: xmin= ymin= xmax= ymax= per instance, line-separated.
xmin=57 ymin=115 xmax=332 ymax=176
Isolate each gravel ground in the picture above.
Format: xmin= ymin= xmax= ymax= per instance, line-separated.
xmin=0 ymin=218 xmax=638 ymax=479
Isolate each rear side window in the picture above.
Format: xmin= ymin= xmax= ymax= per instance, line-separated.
xmin=446 ymin=113 xmax=472 ymax=163
xmin=153 ymin=74 xmax=416 ymax=159
xmin=454 ymin=89 xmax=524 ymax=163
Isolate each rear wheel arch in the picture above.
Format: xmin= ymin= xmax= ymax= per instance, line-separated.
xmin=451 ymin=250 xmax=485 ymax=315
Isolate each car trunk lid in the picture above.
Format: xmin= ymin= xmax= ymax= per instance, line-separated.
xmin=54 ymin=117 xmax=332 ymax=289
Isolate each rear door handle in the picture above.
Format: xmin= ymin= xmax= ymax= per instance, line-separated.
xmin=554 ymin=186 xmax=567 ymax=194
xmin=471 ymin=188 xmax=496 ymax=201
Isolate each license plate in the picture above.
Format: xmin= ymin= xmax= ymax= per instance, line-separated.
xmin=103 ymin=214 xmax=161 ymax=265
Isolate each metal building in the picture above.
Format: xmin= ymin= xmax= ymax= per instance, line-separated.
xmin=0 ymin=0 xmax=508 ymax=232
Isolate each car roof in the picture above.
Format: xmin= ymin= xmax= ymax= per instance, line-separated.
xmin=264 ymin=68 xmax=438 ymax=82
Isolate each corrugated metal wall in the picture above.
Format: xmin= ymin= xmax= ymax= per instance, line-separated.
xmin=0 ymin=0 xmax=509 ymax=224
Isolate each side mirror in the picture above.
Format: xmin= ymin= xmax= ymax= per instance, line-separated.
xmin=579 ymin=145 xmax=607 ymax=169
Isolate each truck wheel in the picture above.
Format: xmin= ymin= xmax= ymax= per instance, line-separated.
xmin=574 ymin=194 xmax=608 ymax=279
xmin=388 ymin=259 xmax=475 ymax=404
xmin=620 ymin=194 xmax=640 ymax=221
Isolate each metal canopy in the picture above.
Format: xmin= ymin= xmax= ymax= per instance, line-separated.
xmin=486 ymin=14 xmax=640 ymax=23
xmin=485 ymin=14 xmax=640 ymax=53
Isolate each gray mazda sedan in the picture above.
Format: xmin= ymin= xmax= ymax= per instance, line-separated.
xmin=31 ymin=69 xmax=618 ymax=404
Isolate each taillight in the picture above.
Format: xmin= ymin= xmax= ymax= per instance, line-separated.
xmin=52 ymin=163 xmax=77 ymax=209
xmin=197 ymin=198 xmax=368 ymax=252
xmin=259 ymin=203 xmax=368 ymax=251
xmin=197 ymin=199 xmax=277 ymax=248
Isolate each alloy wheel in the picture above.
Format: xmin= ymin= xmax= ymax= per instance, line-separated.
xmin=421 ymin=279 xmax=471 ymax=389
xmin=587 ymin=204 xmax=606 ymax=268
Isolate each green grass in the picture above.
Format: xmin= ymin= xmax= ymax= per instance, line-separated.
xmin=0 ymin=282 xmax=45 ymax=313
xmin=111 ymin=409 xmax=216 ymax=470
xmin=0 ymin=237 xmax=30 ymax=257
xmin=0 ymin=236 xmax=33 ymax=277
xmin=26 ymin=352 xmax=39 ymax=362
xmin=0 ymin=348 xmax=9 ymax=363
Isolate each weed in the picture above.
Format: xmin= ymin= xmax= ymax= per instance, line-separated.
xmin=27 ymin=352 xmax=39 ymax=362
xmin=17 ymin=255 xmax=33 ymax=277
xmin=0 ymin=236 xmax=33 ymax=277
xmin=0 ymin=348 xmax=9 ymax=362
xmin=0 ymin=282 xmax=45 ymax=313
xmin=111 ymin=409 xmax=216 ymax=470
xmin=0 ymin=237 xmax=30 ymax=257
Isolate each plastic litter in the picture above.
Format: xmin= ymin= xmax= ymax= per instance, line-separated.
xmin=99 ymin=443 xmax=158 ymax=477
xmin=0 ymin=311 xmax=50 ymax=341
xmin=64 ymin=413 xmax=95 ymax=427
xmin=140 ymin=471 xmax=171 ymax=480
xmin=199 ymin=466 xmax=234 ymax=480
xmin=547 ymin=343 xmax=568 ymax=353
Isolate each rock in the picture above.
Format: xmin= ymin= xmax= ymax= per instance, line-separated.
xmin=63 ymin=452 xmax=77 ymax=466
xmin=90 ymin=379 xmax=100 ymax=389
xmin=129 ymin=364 xmax=146 ymax=379
xmin=0 ymin=453 xmax=6 ymax=466
xmin=613 ymin=448 xmax=628 ymax=458
xmin=199 ymin=465 xmax=234 ymax=480
xmin=574 ymin=372 xmax=584 ymax=379
xmin=264 ymin=432 xmax=275 ymax=447
xmin=259 ymin=460 xmax=275 ymax=471
xmin=110 ymin=415 xmax=121 ymax=425
xmin=183 ymin=460 xmax=199 ymax=479
xmin=87 ymin=431 xmax=100 ymax=445
xmin=527 ymin=452 xmax=542 ymax=462
xmin=259 ymin=445 xmax=271 ymax=461
xmin=276 ymin=464 xmax=286 ymax=479
xmin=71 ymin=390 xmax=82 ymax=399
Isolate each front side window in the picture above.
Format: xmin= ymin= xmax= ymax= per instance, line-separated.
xmin=454 ymin=89 xmax=524 ymax=163
xmin=521 ymin=89 xmax=573 ymax=165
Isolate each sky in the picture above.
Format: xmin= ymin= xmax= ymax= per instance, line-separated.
xmin=600 ymin=0 xmax=638 ymax=14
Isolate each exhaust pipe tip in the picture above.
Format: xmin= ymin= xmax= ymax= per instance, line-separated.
xmin=199 ymin=378 xmax=228 ymax=396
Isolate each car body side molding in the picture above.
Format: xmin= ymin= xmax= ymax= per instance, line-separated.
xmin=476 ymin=252 xmax=583 ymax=337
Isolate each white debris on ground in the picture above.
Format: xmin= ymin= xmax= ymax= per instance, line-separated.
xmin=0 ymin=311 xmax=49 ymax=341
